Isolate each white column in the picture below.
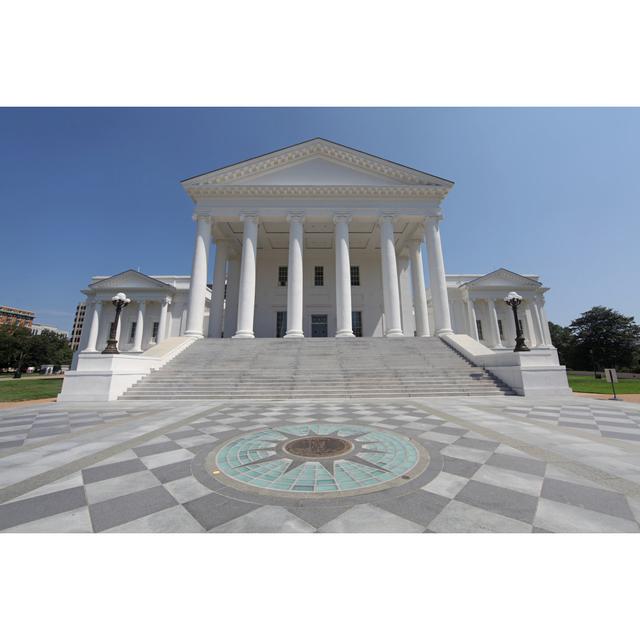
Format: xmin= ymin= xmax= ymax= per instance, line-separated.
xmin=208 ymin=241 xmax=228 ymax=338
xmin=234 ymin=214 xmax=259 ymax=339
xmin=83 ymin=300 xmax=101 ymax=352
xmin=224 ymin=257 xmax=240 ymax=338
xmin=334 ymin=214 xmax=354 ymax=337
xmin=535 ymin=296 xmax=553 ymax=346
xmin=523 ymin=305 xmax=536 ymax=347
xmin=132 ymin=301 xmax=146 ymax=352
xmin=424 ymin=216 xmax=452 ymax=335
xmin=157 ymin=297 xmax=170 ymax=344
xmin=398 ymin=254 xmax=415 ymax=336
xmin=284 ymin=213 xmax=305 ymax=338
xmin=378 ymin=215 xmax=403 ymax=337
xmin=185 ymin=214 xmax=211 ymax=337
xmin=409 ymin=240 xmax=430 ymax=337
xmin=466 ymin=297 xmax=479 ymax=340
xmin=487 ymin=298 xmax=503 ymax=348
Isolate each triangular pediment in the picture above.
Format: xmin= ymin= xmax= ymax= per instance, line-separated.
xmin=89 ymin=270 xmax=174 ymax=291
xmin=181 ymin=138 xmax=453 ymax=190
xmin=465 ymin=268 xmax=542 ymax=289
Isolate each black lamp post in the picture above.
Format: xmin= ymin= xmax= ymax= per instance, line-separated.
xmin=102 ymin=292 xmax=130 ymax=354
xmin=504 ymin=291 xmax=530 ymax=352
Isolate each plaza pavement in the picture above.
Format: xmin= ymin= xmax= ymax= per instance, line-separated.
xmin=2 ymin=395 xmax=640 ymax=532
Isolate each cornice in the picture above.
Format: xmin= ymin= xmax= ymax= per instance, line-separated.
xmin=182 ymin=140 xmax=451 ymax=188
xmin=185 ymin=184 xmax=449 ymax=200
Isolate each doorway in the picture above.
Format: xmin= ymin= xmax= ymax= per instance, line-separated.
xmin=311 ymin=314 xmax=328 ymax=337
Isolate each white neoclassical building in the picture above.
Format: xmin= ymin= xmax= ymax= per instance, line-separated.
xmin=65 ymin=138 xmax=570 ymax=400
xmin=180 ymin=138 xmax=456 ymax=341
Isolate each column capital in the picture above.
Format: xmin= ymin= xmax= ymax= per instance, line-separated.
xmin=333 ymin=213 xmax=352 ymax=224
xmin=408 ymin=238 xmax=423 ymax=250
xmin=378 ymin=214 xmax=396 ymax=226
xmin=287 ymin=212 xmax=306 ymax=224
xmin=239 ymin=212 xmax=260 ymax=224
xmin=193 ymin=213 xmax=211 ymax=223
xmin=162 ymin=296 xmax=172 ymax=305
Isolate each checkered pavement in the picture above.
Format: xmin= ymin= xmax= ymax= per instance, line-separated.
xmin=2 ymin=400 xmax=639 ymax=532
xmin=501 ymin=403 xmax=640 ymax=443
xmin=0 ymin=407 xmax=154 ymax=451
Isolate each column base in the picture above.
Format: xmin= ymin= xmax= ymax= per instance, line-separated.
xmin=335 ymin=330 xmax=355 ymax=338
xmin=416 ymin=333 xmax=431 ymax=338
xmin=435 ymin=328 xmax=454 ymax=336
xmin=184 ymin=331 xmax=204 ymax=338
xmin=232 ymin=331 xmax=255 ymax=339
xmin=384 ymin=329 xmax=404 ymax=338
xmin=283 ymin=331 xmax=304 ymax=339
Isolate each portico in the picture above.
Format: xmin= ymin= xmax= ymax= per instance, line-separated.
xmin=181 ymin=138 xmax=455 ymax=340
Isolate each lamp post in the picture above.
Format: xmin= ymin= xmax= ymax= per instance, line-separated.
xmin=504 ymin=291 xmax=530 ymax=352
xmin=101 ymin=292 xmax=130 ymax=354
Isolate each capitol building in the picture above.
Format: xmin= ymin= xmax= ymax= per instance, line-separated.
xmin=62 ymin=139 xmax=569 ymax=401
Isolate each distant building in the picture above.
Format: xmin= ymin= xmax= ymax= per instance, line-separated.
xmin=31 ymin=323 xmax=69 ymax=338
xmin=0 ymin=306 xmax=35 ymax=328
xmin=70 ymin=302 xmax=87 ymax=351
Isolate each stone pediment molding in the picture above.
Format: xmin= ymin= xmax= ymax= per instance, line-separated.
xmin=89 ymin=270 xmax=175 ymax=291
xmin=182 ymin=138 xmax=454 ymax=192
xmin=184 ymin=184 xmax=450 ymax=200
xmin=463 ymin=268 xmax=542 ymax=289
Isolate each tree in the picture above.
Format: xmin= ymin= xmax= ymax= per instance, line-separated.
xmin=0 ymin=326 xmax=72 ymax=373
xmin=569 ymin=306 xmax=640 ymax=371
xmin=549 ymin=321 xmax=576 ymax=367
xmin=0 ymin=325 xmax=32 ymax=371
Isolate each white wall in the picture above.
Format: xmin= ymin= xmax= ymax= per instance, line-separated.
xmin=240 ymin=246 xmax=386 ymax=338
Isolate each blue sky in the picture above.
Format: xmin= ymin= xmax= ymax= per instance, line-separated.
xmin=1 ymin=107 xmax=639 ymax=332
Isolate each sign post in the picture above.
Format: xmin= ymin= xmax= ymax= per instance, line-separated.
xmin=604 ymin=368 xmax=620 ymax=401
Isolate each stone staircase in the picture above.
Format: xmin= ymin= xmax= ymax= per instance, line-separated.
xmin=120 ymin=337 xmax=513 ymax=400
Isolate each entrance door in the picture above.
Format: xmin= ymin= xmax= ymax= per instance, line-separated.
xmin=311 ymin=314 xmax=328 ymax=337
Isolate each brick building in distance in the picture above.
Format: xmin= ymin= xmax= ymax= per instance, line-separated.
xmin=0 ymin=306 xmax=35 ymax=329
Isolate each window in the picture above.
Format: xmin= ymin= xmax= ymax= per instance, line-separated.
xmin=476 ymin=319 xmax=483 ymax=341
xmin=128 ymin=322 xmax=137 ymax=343
xmin=352 ymin=311 xmax=363 ymax=337
xmin=314 ymin=265 xmax=324 ymax=287
xmin=278 ymin=266 xmax=288 ymax=287
xmin=350 ymin=265 xmax=360 ymax=286
xmin=498 ymin=319 xmax=504 ymax=340
xmin=152 ymin=322 xmax=159 ymax=341
xmin=276 ymin=311 xmax=287 ymax=338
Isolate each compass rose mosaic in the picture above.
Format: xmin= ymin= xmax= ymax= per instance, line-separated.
xmin=211 ymin=424 xmax=426 ymax=497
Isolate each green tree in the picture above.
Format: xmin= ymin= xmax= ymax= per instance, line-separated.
xmin=569 ymin=306 xmax=640 ymax=371
xmin=549 ymin=321 xmax=576 ymax=367
xmin=0 ymin=325 xmax=32 ymax=371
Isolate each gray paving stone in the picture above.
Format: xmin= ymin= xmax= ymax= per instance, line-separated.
xmin=164 ymin=476 xmax=212 ymax=503
xmin=288 ymin=505 xmax=352 ymax=529
xmin=486 ymin=452 xmax=546 ymax=477
xmin=82 ymin=458 xmax=147 ymax=484
xmin=455 ymin=436 xmax=500 ymax=452
xmin=150 ymin=459 xmax=193 ymax=483
xmin=456 ymin=480 xmax=539 ymax=524
xmin=534 ymin=498 xmax=639 ymax=533
xmin=104 ymin=505 xmax=204 ymax=533
xmin=420 ymin=471 xmax=469 ymax=499
xmin=211 ymin=505 xmax=316 ymax=533
xmin=183 ymin=492 xmax=257 ymax=531
xmin=84 ymin=470 xmax=161 ymax=504
xmin=132 ymin=441 xmax=181 ymax=457
xmin=429 ymin=500 xmax=532 ymax=533
xmin=471 ymin=465 xmax=543 ymax=497
xmin=89 ymin=486 xmax=178 ymax=532
xmin=378 ymin=491 xmax=450 ymax=527
xmin=0 ymin=486 xmax=86 ymax=531
xmin=319 ymin=503 xmax=425 ymax=533
xmin=541 ymin=478 xmax=635 ymax=521
xmin=442 ymin=455 xmax=482 ymax=478
xmin=4 ymin=506 xmax=93 ymax=533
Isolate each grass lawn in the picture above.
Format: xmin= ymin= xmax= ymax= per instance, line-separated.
xmin=0 ymin=378 xmax=63 ymax=402
xmin=567 ymin=374 xmax=640 ymax=394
